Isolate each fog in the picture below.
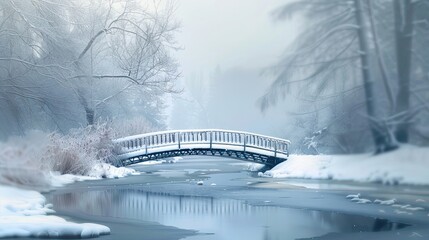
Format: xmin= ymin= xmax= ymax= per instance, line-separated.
xmin=0 ymin=0 xmax=428 ymax=154
xmin=169 ymin=0 xmax=300 ymax=138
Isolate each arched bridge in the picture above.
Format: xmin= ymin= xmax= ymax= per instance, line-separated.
xmin=112 ymin=129 xmax=290 ymax=167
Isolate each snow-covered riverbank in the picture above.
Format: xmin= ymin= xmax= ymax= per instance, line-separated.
xmin=0 ymin=185 xmax=110 ymax=238
xmin=0 ymin=164 xmax=138 ymax=238
xmin=261 ymin=145 xmax=429 ymax=185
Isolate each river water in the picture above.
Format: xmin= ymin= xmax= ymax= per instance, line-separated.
xmin=45 ymin=157 xmax=415 ymax=240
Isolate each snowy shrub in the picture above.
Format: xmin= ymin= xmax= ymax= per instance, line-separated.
xmin=0 ymin=125 xmax=116 ymax=187
xmin=42 ymin=124 xmax=115 ymax=176
xmin=0 ymin=120 xmax=153 ymax=187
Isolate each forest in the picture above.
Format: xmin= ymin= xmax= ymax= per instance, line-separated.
xmin=0 ymin=0 xmax=428 ymax=159
xmin=260 ymin=0 xmax=429 ymax=154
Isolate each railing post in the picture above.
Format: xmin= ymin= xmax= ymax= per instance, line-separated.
xmin=144 ymin=137 xmax=148 ymax=155
xmin=243 ymin=134 xmax=247 ymax=152
xmin=178 ymin=132 xmax=181 ymax=150
xmin=286 ymin=142 xmax=289 ymax=157
xmin=274 ymin=141 xmax=277 ymax=157
xmin=209 ymin=131 xmax=213 ymax=149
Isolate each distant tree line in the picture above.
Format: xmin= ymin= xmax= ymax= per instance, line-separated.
xmin=261 ymin=0 xmax=429 ymax=154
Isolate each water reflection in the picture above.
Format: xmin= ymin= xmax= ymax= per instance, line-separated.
xmin=49 ymin=189 xmax=407 ymax=240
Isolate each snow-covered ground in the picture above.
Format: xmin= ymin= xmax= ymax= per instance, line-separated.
xmin=261 ymin=145 xmax=429 ymax=185
xmin=0 ymin=185 xmax=110 ymax=238
xmin=0 ymin=127 xmax=156 ymax=238
xmin=49 ymin=163 xmax=139 ymax=187
xmin=1 ymin=160 xmax=139 ymax=238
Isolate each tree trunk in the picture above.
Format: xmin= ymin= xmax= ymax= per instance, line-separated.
xmin=77 ymin=90 xmax=95 ymax=126
xmin=354 ymin=0 xmax=389 ymax=153
xmin=85 ymin=107 xmax=95 ymax=126
xmin=394 ymin=0 xmax=414 ymax=143
xmin=367 ymin=0 xmax=395 ymax=113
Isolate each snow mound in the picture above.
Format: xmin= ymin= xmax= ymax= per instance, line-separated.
xmin=262 ymin=145 xmax=429 ymax=185
xmin=346 ymin=193 xmax=360 ymax=199
xmin=47 ymin=163 xmax=139 ymax=187
xmin=230 ymin=162 xmax=265 ymax=171
xmin=374 ymin=199 xmax=396 ymax=205
xmin=351 ymin=197 xmax=371 ymax=204
xmin=0 ymin=185 xmax=110 ymax=238
xmin=168 ymin=157 xmax=182 ymax=163
xmin=90 ymin=163 xmax=139 ymax=179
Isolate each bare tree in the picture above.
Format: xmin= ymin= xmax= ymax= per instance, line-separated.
xmin=259 ymin=0 xmax=427 ymax=153
xmin=72 ymin=0 xmax=180 ymax=125
xmin=0 ymin=0 xmax=179 ymax=137
xmin=393 ymin=0 xmax=414 ymax=143
xmin=259 ymin=0 xmax=388 ymax=152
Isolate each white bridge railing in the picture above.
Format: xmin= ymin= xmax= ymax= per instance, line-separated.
xmin=113 ymin=129 xmax=290 ymax=161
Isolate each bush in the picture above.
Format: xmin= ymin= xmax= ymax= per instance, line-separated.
xmin=0 ymin=119 xmax=156 ymax=188
xmin=42 ymin=124 xmax=115 ymax=176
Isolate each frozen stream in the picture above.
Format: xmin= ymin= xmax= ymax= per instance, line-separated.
xmin=44 ymin=157 xmax=428 ymax=240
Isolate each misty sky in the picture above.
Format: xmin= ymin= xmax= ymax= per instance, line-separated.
xmin=175 ymin=0 xmax=298 ymax=72
xmin=169 ymin=0 xmax=300 ymax=136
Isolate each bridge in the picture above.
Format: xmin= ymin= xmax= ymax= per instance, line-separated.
xmin=112 ymin=129 xmax=290 ymax=167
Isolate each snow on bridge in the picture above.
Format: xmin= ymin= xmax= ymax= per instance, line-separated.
xmin=112 ymin=129 xmax=290 ymax=167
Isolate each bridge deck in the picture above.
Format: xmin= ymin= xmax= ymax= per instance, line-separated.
xmin=112 ymin=129 xmax=290 ymax=167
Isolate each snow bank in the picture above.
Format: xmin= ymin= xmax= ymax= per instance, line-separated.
xmin=0 ymin=185 xmax=110 ymax=238
xmin=0 ymin=162 xmax=133 ymax=238
xmin=261 ymin=145 xmax=429 ymax=185
xmin=0 ymin=128 xmax=141 ymax=238
xmin=0 ymin=163 xmax=133 ymax=238
xmin=90 ymin=163 xmax=139 ymax=179
xmin=47 ymin=163 xmax=139 ymax=187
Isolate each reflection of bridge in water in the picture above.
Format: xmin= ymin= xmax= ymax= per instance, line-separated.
xmin=112 ymin=129 xmax=291 ymax=167
xmin=50 ymin=188 xmax=408 ymax=239
xmin=51 ymin=189 xmax=263 ymax=218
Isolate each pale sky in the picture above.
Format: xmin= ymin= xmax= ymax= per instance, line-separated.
xmin=174 ymin=0 xmax=299 ymax=74
xmin=168 ymin=0 xmax=301 ymax=135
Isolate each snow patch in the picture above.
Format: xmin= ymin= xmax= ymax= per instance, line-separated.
xmin=405 ymin=207 xmax=424 ymax=211
xmin=374 ymin=199 xmax=396 ymax=205
xmin=90 ymin=163 xmax=139 ymax=179
xmin=392 ymin=204 xmax=411 ymax=209
xmin=356 ymin=198 xmax=371 ymax=204
xmin=47 ymin=163 xmax=138 ymax=187
xmin=346 ymin=193 xmax=360 ymax=199
xmin=170 ymin=157 xmax=182 ymax=163
xmin=262 ymin=146 xmax=429 ymax=185
xmin=350 ymin=197 xmax=371 ymax=204
xmin=229 ymin=162 xmax=265 ymax=171
xmin=0 ymin=185 xmax=110 ymax=238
